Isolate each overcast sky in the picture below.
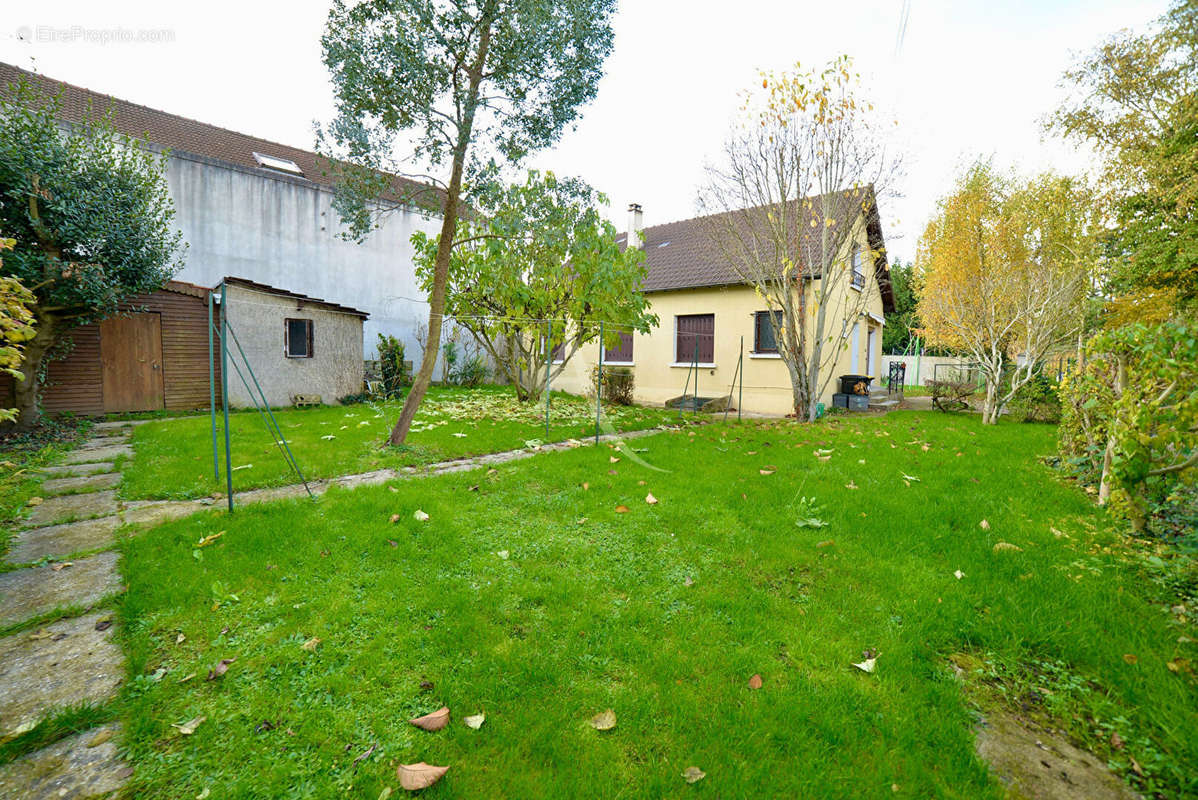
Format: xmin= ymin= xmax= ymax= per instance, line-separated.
xmin=1 ymin=0 xmax=1168 ymax=264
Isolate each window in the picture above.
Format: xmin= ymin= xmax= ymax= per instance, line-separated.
xmin=603 ymin=329 xmax=634 ymax=363
xmin=851 ymin=244 xmax=865 ymax=289
xmin=676 ymin=314 xmax=714 ymax=364
xmin=285 ymin=318 xmax=313 ymax=358
xmin=253 ymin=151 xmax=303 ymax=176
xmin=754 ymin=310 xmax=783 ymax=353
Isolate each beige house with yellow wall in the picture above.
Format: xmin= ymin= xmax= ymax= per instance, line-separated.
xmin=551 ymin=195 xmax=894 ymax=415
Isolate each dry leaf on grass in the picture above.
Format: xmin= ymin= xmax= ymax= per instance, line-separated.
xmin=413 ymin=510 xmax=430 ymax=522
xmin=610 ymin=456 xmax=620 ymax=464
xmin=463 ymin=713 xmax=485 ymax=730
xmin=172 ymin=716 xmax=206 ymax=735
xmin=1167 ymin=658 xmax=1192 ymax=674
xmin=87 ymin=729 xmax=114 ymax=747
xmin=614 ymin=505 xmax=630 ymax=514
xmin=992 ymin=542 xmax=1022 ymax=553
xmin=581 ymin=482 xmax=590 ymax=490
xmin=759 ymin=468 xmax=775 ymax=475
xmin=1123 ymin=653 xmax=1138 ymax=664
xmin=590 ymin=709 xmax=617 ymax=730
xmin=845 ymin=481 xmax=858 ymax=490
xmin=176 ymin=633 xmax=186 ymax=645
xmin=682 ymin=766 xmax=706 ymax=784
xmin=50 ymin=562 xmax=73 ymax=572
xmin=748 ymin=673 xmax=763 ymax=689
xmin=207 ymin=658 xmax=235 ymax=680
xmin=645 ymin=493 xmax=658 ymax=505
xmin=397 ymin=762 xmax=449 ymax=791
xmin=852 ymin=657 xmax=877 ymax=674
xmin=196 ymin=531 xmax=225 ymax=547
xmin=409 ymin=706 xmax=450 ymax=731
xmin=979 ymin=519 xmax=990 ymax=531
xmin=497 ymin=550 xmax=510 ymax=560
xmin=301 ymin=637 xmax=321 ymax=652
xmin=953 ymin=570 xmax=965 ymax=580
xmin=389 ymin=514 xmax=400 ymax=524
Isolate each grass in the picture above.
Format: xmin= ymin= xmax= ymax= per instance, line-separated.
xmin=120 ymin=386 xmax=677 ymax=500
xmin=0 ymin=415 xmax=93 ymax=552
xmin=115 ymin=410 xmax=1198 ymax=798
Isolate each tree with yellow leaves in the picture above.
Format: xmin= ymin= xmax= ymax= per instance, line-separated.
xmin=0 ymin=237 xmax=37 ymax=424
xmin=699 ymin=56 xmax=899 ymax=421
xmin=916 ymin=163 xmax=1095 ymax=423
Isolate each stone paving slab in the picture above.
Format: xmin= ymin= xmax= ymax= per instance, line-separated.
xmin=0 ymin=552 xmax=123 ymax=629
xmin=0 ymin=722 xmax=129 ymax=799
xmin=38 ymin=462 xmax=116 ymax=478
xmin=120 ymin=501 xmax=204 ymax=527
xmin=0 ymin=613 xmax=123 ymax=740
xmin=5 ymin=518 xmax=122 ymax=566
xmin=22 ymin=491 xmax=119 ymax=529
xmin=61 ymin=446 xmax=132 ymax=465
xmin=78 ymin=435 xmax=130 ymax=450
xmin=92 ymin=420 xmax=147 ymax=431
xmin=40 ymin=472 xmax=122 ymax=496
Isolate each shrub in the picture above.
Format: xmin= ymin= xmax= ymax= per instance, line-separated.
xmin=337 ymin=391 xmax=372 ymax=405
xmin=591 ymin=365 xmax=635 ymax=405
xmin=442 ymin=339 xmax=487 ymax=387
xmin=376 ymin=334 xmax=411 ymax=398
xmin=1008 ymin=374 xmax=1061 ymax=423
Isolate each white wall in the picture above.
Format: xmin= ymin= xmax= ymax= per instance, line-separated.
xmin=165 ymin=151 xmax=443 ymax=371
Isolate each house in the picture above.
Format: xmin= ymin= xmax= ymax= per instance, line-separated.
xmin=0 ymin=281 xmax=220 ymax=416
xmin=552 ymin=192 xmax=894 ymax=415
xmin=0 ymin=62 xmax=443 ymax=371
xmin=219 ymin=278 xmax=367 ymax=408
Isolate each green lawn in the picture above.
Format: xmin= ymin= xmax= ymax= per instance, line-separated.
xmin=114 ymin=410 xmax=1197 ymax=798
xmin=120 ymin=386 xmax=677 ymax=500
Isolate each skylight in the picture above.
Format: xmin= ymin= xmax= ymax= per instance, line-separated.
xmin=657 ymin=240 xmax=671 ymax=248
xmin=252 ymin=152 xmax=303 ymax=176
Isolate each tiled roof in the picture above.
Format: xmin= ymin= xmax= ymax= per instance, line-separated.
xmin=0 ymin=62 xmax=444 ymax=212
xmin=621 ymin=188 xmax=894 ymax=312
xmin=222 ymin=277 xmax=369 ymax=319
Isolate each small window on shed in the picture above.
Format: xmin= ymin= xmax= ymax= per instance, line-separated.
xmin=285 ymin=318 xmax=313 ymax=358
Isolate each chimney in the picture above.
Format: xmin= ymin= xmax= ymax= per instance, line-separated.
xmin=627 ymin=203 xmax=644 ymax=249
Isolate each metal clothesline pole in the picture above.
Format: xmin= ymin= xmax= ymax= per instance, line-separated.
xmin=544 ymin=320 xmax=551 ymax=440
xmin=219 ymin=281 xmax=233 ymax=512
xmin=208 ymin=291 xmax=219 ymax=481
xmin=595 ymin=321 xmax=604 ymax=444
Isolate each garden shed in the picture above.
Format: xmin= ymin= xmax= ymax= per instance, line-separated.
xmin=0 ymin=281 xmax=219 ymax=416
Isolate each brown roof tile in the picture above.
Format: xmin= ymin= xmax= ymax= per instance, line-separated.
xmin=222 ymin=277 xmax=369 ymax=318
xmin=0 ymin=62 xmax=444 ymax=212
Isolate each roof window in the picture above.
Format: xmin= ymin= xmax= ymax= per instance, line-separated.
xmin=252 ymin=152 xmax=303 ymax=176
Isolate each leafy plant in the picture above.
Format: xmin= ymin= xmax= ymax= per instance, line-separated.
xmin=0 ymin=238 xmax=35 ymax=424
xmin=591 ymin=365 xmax=635 ymax=406
xmin=1007 ymin=374 xmax=1061 ymax=423
xmin=376 ymin=333 xmax=411 ymax=398
xmin=792 ymin=496 xmax=828 ymax=528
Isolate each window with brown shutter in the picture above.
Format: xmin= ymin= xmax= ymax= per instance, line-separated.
xmin=604 ymin=329 xmax=634 ymax=363
xmin=676 ymin=314 xmax=714 ymax=363
xmin=285 ymin=318 xmax=313 ymax=358
xmin=754 ymin=310 xmax=783 ymax=353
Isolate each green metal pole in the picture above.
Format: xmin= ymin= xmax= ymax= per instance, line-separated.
xmin=693 ymin=340 xmax=699 ymax=414
xmin=915 ymin=337 xmax=922 ymax=387
xmin=544 ymin=321 xmax=551 ymax=440
xmin=219 ymin=282 xmax=234 ymax=512
xmin=738 ymin=335 xmax=743 ymax=422
xmin=208 ymin=291 xmax=218 ymax=481
xmin=595 ymin=321 xmax=603 ymax=444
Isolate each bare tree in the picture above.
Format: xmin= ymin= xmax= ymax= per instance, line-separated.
xmin=699 ymin=57 xmax=899 ymax=421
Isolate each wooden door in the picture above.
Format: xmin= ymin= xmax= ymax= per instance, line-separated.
xmin=100 ymin=313 xmax=165 ymax=412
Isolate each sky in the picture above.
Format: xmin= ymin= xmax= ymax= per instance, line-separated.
xmin=0 ymin=0 xmax=1170 ymax=265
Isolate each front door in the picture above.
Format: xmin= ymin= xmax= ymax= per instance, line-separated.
xmin=867 ymin=328 xmax=876 ymax=378
xmin=100 ymin=313 xmax=165 ymax=412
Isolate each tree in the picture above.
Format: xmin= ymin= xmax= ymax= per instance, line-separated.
xmin=320 ymin=0 xmax=617 ymax=446
xmin=1052 ymin=0 xmax=1197 ymax=309
xmin=0 ymin=238 xmax=36 ymax=424
xmin=413 ymin=170 xmax=654 ymax=402
xmin=699 ymin=56 xmax=899 ymax=421
xmin=916 ymin=163 xmax=1095 ymax=424
xmin=881 ymin=258 xmax=918 ymax=353
xmin=0 ymin=79 xmax=184 ymax=429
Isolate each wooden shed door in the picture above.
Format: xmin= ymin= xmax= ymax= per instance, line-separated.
xmin=100 ymin=313 xmax=165 ymax=412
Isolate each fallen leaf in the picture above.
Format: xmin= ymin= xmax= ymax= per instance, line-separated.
xmin=614 ymin=505 xmax=630 ymax=513
xmin=992 ymin=542 xmax=1022 ymax=553
xmin=172 ymin=716 xmax=206 ymax=735
xmin=468 ymin=484 xmax=479 ymax=491
xmin=1123 ymin=653 xmax=1138 ymax=664
xmin=581 ymin=482 xmax=590 ymax=490
xmin=845 ymin=481 xmax=858 ymax=490
xmin=389 ymin=514 xmax=400 ymax=524
xmin=817 ymin=456 xmax=831 ymax=463
xmin=207 ymin=658 xmax=235 ymax=680
xmin=178 ymin=672 xmax=196 ymax=683
xmin=497 ymin=550 xmax=509 ymax=560
xmin=1110 ymin=732 xmax=1125 ymax=750
xmin=577 ymin=517 xmax=588 ymax=525
xmin=301 ymin=637 xmax=321 ymax=652
xmin=816 ymin=540 xmax=835 ymax=548
xmin=590 ymin=709 xmax=617 ymax=730
xmin=87 ymin=729 xmax=113 ymax=747
xmin=320 ymin=435 xmax=335 ymax=440
xmin=682 ymin=766 xmax=706 ymax=784
xmin=452 ymin=432 xmax=467 ymax=438
xmin=27 ymin=496 xmax=43 ymax=506
xmin=463 ymin=713 xmax=485 ymax=730
xmin=852 ymin=657 xmax=877 ymax=674
xmin=901 ymin=473 xmax=920 ymax=482
xmin=979 ymin=519 xmax=990 ymax=531
xmin=759 ymin=469 xmax=775 ymax=475
xmin=378 ymin=788 xmax=393 ymax=800
xmin=397 ymin=762 xmax=449 ymax=791
xmin=196 ymin=531 xmax=225 ymax=547
xmin=176 ymin=632 xmax=186 ymax=645
xmin=1051 ymin=526 xmax=1067 ymax=538
xmin=409 ymin=707 xmax=450 ymax=731
xmin=953 ymin=570 xmax=965 ymax=580
xmin=413 ymin=510 xmax=430 ymax=522
xmin=610 ymin=456 xmax=620 ymax=464
xmin=1167 ymin=658 xmax=1191 ymax=674
xmin=748 ymin=673 xmax=763 ymax=689
xmin=51 ymin=562 xmax=73 ymax=572
xmin=921 ymin=443 xmax=930 ymax=452
xmin=645 ymin=493 xmax=658 ymax=505
xmin=196 ymin=788 xmax=210 ymax=800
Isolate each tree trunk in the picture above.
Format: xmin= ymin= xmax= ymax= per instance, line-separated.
xmin=387 ymin=20 xmax=493 ymax=447
xmin=1096 ymin=354 xmax=1126 ymax=506
xmin=12 ymin=311 xmax=58 ymax=430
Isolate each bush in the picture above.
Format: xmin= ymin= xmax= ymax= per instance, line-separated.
xmin=337 ymin=391 xmax=372 ymax=405
xmin=442 ymin=340 xmax=487 ymax=387
xmin=1008 ymin=374 xmax=1061 ymax=423
xmin=376 ymin=334 xmax=411 ymax=398
xmin=591 ymin=365 xmax=635 ymax=405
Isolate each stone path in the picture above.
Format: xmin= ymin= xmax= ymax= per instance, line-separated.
xmin=0 ymin=419 xmax=668 ymax=796
xmin=0 ymin=421 xmax=141 ymax=798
